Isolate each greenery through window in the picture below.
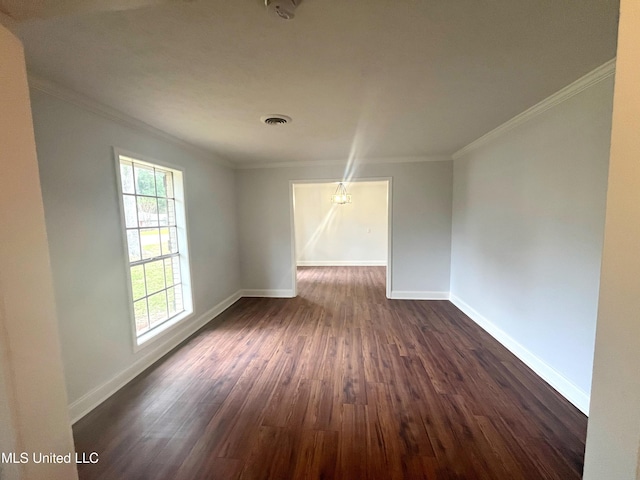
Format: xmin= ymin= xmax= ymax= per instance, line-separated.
xmin=119 ymin=156 xmax=185 ymax=337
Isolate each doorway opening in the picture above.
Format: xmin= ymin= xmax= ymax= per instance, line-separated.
xmin=290 ymin=178 xmax=392 ymax=298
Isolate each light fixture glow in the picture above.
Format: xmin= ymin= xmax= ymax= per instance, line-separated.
xmin=331 ymin=183 xmax=352 ymax=205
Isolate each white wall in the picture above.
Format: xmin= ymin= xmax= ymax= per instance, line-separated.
xmin=583 ymin=0 xmax=640 ymax=476
xmin=294 ymin=181 xmax=388 ymax=266
xmin=237 ymin=161 xmax=452 ymax=298
xmin=30 ymin=87 xmax=241 ymax=421
xmin=450 ymin=72 xmax=614 ymax=412
xmin=0 ymin=24 xmax=77 ymax=480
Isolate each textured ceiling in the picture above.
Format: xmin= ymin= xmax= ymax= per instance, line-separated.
xmin=12 ymin=0 xmax=619 ymax=165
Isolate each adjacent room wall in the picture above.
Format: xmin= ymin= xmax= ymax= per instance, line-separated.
xmin=237 ymin=161 xmax=452 ymax=299
xmin=584 ymin=0 xmax=640 ymax=476
xmin=294 ymin=181 xmax=388 ymax=266
xmin=30 ymin=87 xmax=241 ymax=421
xmin=450 ymin=72 xmax=614 ymax=412
xmin=0 ymin=25 xmax=77 ymax=480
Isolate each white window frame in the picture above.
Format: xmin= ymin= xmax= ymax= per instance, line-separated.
xmin=113 ymin=148 xmax=193 ymax=351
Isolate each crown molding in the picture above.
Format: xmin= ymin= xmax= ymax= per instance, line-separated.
xmin=452 ymin=58 xmax=617 ymax=160
xmin=27 ymin=74 xmax=235 ymax=169
xmin=236 ymin=154 xmax=451 ymax=170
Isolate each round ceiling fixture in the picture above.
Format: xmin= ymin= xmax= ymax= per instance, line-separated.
xmin=265 ymin=0 xmax=301 ymax=20
xmin=261 ymin=114 xmax=292 ymax=126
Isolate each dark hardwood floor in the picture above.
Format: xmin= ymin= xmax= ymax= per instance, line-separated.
xmin=73 ymin=266 xmax=587 ymax=479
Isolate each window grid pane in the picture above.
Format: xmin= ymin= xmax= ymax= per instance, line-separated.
xmin=166 ymin=171 xmax=174 ymax=198
xmin=134 ymin=164 xmax=156 ymax=196
xmin=167 ymin=199 xmax=176 ymax=226
xmin=134 ymin=298 xmax=150 ymax=334
xmin=120 ymin=157 xmax=186 ymax=338
xmin=126 ymin=230 xmax=141 ymax=262
xmin=123 ymin=195 xmax=138 ymax=228
xmin=148 ymin=290 xmax=169 ymax=327
xmin=173 ymin=283 xmax=184 ymax=313
xmin=158 ymin=198 xmax=168 ymax=226
xmin=167 ymin=287 xmax=177 ymax=317
xmin=120 ymin=162 xmax=135 ymax=194
xmin=171 ymin=255 xmax=182 ymax=286
xmin=140 ymin=228 xmax=161 ymax=259
xmin=137 ymin=196 xmax=159 ymax=228
xmin=144 ymin=259 xmax=166 ymax=295
xmin=130 ymin=265 xmax=146 ymax=300
xmin=164 ymin=258 xmax=174 ymax=288
xmin=155 ymin=170 xmax=167 ymax=198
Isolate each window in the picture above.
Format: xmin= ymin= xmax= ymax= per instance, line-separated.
xmin=116 ymin=152 xmax=192 ymax=346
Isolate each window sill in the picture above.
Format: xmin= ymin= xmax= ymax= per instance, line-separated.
xmin=134 ymin=309 xmax=194 ymax=352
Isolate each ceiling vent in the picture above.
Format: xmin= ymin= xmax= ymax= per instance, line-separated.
xmin=261 ymin=114 xmax=292 ymax=126
xmin=265 ymin=0 xmax=301 ymax=20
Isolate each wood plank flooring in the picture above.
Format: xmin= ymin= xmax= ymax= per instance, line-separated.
xmin=73 ymin=266 xmax=587 ymax=479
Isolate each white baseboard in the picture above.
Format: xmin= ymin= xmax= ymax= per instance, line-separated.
xmin=449 ymin=294 xmax=590 ymax=415
xmin=68 ymin=290 xmax=242 ymax=423
xmin=388 ymin=291 xmax=450 ymax=300
xmin=241 ymin=289 xmax=296 ymax=298
xmin=297 ymin=260 xmax=387 ymax=267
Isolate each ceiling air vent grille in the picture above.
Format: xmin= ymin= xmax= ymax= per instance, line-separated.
xmin=261 ymin=115 xmax=292 ymax=126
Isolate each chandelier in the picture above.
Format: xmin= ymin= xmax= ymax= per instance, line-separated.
xmin=331 ymin=183 xmax=352 ymax=205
